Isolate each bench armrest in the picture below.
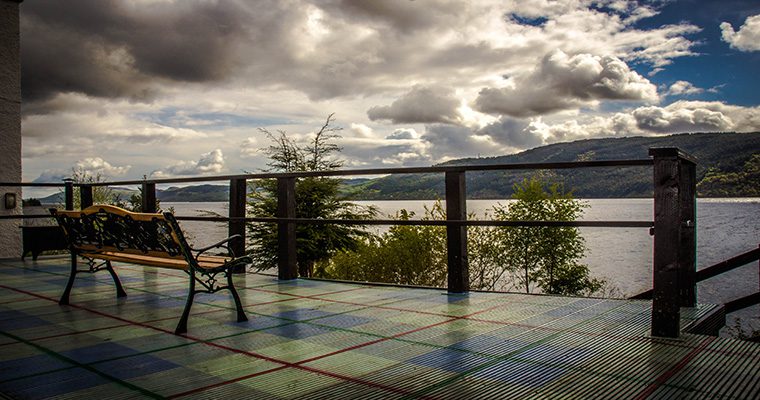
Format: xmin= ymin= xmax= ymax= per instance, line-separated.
xmin=191 ymin=234 xmax=244 ymax=259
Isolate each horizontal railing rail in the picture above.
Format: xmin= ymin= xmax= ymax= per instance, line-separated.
xmin=0 ymin=214 xmax=54 ymax=220
xmin=696 ymin=246 xmax=760 ymax=282
xmin=0 ymin=158 xmax=656 ymax=228
xmin=0 ymin=182 xmax=68 ymax=187
xmin=6 ymin=159 xmax=652 ymax=187
xmin=725 ymin=293 xmax=760 ymax=313
xmin=631 ymin=245 xmax=760 ymax=301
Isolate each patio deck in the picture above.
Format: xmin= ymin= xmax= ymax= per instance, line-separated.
xmin=0 ymin=256 xmax=758 ymax=399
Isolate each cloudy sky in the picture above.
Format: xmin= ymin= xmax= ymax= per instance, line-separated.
xmin=20 ymin=0 xmax=760 ymax=183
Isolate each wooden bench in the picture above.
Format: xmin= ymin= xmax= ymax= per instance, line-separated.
xmin=50 ymin=205 xmax=250 ymax=334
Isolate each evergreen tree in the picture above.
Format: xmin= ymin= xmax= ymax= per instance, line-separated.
xmin=246 ymin=114 xmax=376 ymax=276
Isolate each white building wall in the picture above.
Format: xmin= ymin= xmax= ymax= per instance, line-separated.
xmin=0 ymin=0 xmax=23 ymax=259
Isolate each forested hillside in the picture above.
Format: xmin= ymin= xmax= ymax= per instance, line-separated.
xmin=349 ymin=132 xmax=760 ymax=199
xmin=33 ymin=132 xmax=760 ymax=204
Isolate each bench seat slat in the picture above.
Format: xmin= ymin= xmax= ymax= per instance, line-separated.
xmin=81 ymin=251 xmax=232 ymax=271
xmin=76 ymin=245 xmax=186 ymax=260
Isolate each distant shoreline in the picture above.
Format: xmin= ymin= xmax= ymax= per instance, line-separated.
xmin=28 ymin=196 xmax=760 ymax=207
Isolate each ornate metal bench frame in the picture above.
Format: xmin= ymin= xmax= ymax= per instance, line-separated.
xmin=50 ymin=205 xmax=250 ymax=334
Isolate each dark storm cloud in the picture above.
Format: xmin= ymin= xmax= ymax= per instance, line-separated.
xmin=21 ymin=0 xmax=249 ymax=108
xmin=421 ymin=124 xmax=500 ymax=160
xmin=317 ymin=0 xmax=461 ymax=33
xmin=477 ymin=117 xmax=542 ymax=148
xmin=367 ymin=85 xmax=462 ymax=124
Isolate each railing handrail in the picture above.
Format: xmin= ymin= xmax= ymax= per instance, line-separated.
xmin=630 ymin=245 xmax=760 ymax=300
xmin=695 ymin=246 xmax=760 ymax=282
xmin=0 ymin=158 xmax=653 ymax=187
xmin=0 ymin=182 xmax=67 ymax=187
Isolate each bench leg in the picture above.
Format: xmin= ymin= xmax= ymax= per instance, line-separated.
xmin=105 ymin=260 xmax=128 ymax=298
xmin=227 ymin=270 xmax=248 ymax=323
xmin=59 ymin=253 xmax=77 ymax=305
xmin=175 ymin=273 xmax=196 ymax=335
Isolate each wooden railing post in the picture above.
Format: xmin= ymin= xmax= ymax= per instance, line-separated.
xmin=63 ymin=178 xmax=74 ymax=210
xmin=446 ymin=170 xmax=469 ymax=293
xmin=141 ymin=182 xmax=157 ymax=213
xmin=229 ymin=178 xmax=247 ymax=260
xmin=80 ymin=185 xmax=93 ymax=209
xmin=277 ymin=177 xmax=297 ymax=280
xmin=649 ymin=147 xmax=697 ymax=338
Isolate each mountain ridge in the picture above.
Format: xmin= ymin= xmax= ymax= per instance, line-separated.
xmin=30 ymin=132 xmax=760 ymax=203
xmin=350 ymin=132 xmax=760 ymax=199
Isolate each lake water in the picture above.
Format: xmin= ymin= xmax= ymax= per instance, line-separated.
xmin=165 ymin=198 xmax=760 ymax=327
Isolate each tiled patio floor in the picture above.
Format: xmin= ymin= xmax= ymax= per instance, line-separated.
xmin=1 ymin=256 xmax=758 ymax=399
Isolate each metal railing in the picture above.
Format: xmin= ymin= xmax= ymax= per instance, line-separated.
xmin=1 ymin=147 xmax=699 ymax=338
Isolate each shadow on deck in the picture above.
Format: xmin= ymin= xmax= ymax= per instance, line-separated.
xmin=1 ymin=256 xmax=758 ymax=399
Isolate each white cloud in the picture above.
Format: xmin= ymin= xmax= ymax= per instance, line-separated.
xmin=721 ymin=15 xmax=760 ymax=52
xmin=32 ymin=169 xmax=69 ymax=183
xmin=74 ymin=157 xmax=131 ymax=177
xmin=368 ymin=86 xmax=462 ymax=124
xmin=522 ymin=101 xmax=760 ymax=144
xmin=239 ymin=137 xmax=259 ymax=158
xmin=632 ymin=101 xmax=752 ymax=133
xmin=349 ymin=123 xmax=375 ymax=138
xmin=475 ymin=50 xmax=659 ymax=117
xmin=338 ymin=136 xmax=432 ymax=167
xmin=18 ymin=1 xmax=743 ymax=179
xmin=151 ymin=149 xmax=225 ymax=177
xmin=525 ymin=114 xmax=638 ymax=143
xmin=666 ymin=80 xmax=703 ymax=96
xmin=32 ymin=157 xmax=130 ymax=183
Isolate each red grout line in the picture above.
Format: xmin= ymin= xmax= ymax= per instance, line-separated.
xmin=250 ymin=285 xmax=370 ymax=300
xmin=108 ymin=265 xmax=369 ymax=300
xmin=2 ymin=281 xmax=743 ymax=399
xmin=0 ymin=304 xmax=239 ymax=345
xmin=249 ymin=288 xmax=744 ymax=357
xmin=632 ymin=336 xmax=715 ymax=400
xmin=244 ymin=296 xmax=298 ymax=308
xmin=0 ymin=281 xmax=335 ymax=346
xmin=294 ymin=317 xmax=452 ymax=366
xmin=312 ymin=286 xmax=371 ymax=296
xmin=170 ymin=336 xmax=425 ymax=399
xmin=0 ymin=322 xmax=133 ymax=345
xmin=249 ymin=286 xmax=461 ymax=317
xmin=163 ymin=302 xmax=507 ymax=399
xmin=160 ymin=302 xmax=508 ymax=399
xmin=1 ymin=280 xmax=742 ymax=359
xmin=295 ymin=302 xmax=507 ymax=366
xmin=0 ymin=285 xmax=427 ymax=399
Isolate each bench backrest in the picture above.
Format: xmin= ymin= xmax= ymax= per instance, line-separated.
xmin=51 ymin=205 xmax=188 ymax=259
